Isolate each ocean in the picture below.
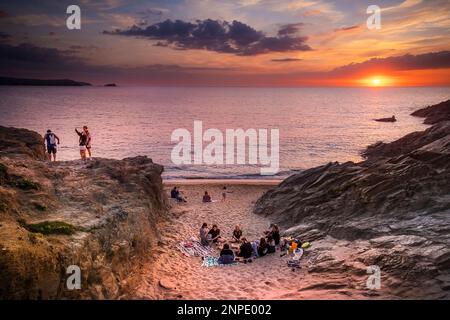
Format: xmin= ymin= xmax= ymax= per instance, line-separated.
xmin=1 ymin=86 xmax=449 ymax=179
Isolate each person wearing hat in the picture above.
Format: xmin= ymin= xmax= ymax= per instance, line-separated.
xmin=43 ymin=129 xmax=60 ymax=161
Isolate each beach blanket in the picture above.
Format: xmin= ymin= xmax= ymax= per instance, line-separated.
xmin=176 ymin=240 xmax=215 ymax=257
xmin=201 ymin=256 xmax=239 ymax=268
xmin=287 ymin=248 xmax=304 ymax=268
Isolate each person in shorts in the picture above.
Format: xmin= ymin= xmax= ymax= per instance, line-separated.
xmin=43 ymin=129 xmax=60 ymax=161
xmin=75 ymin=126 xmax=89 ymax=162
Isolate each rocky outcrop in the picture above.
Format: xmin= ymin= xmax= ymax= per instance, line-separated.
xmin=411 ymin=99 xmax=450 ymax=124
xmin=0 ymin=77 xmax=91 ymax=86
xmin=0 ymin=126 xmax=46 ymax=161
xmin=362 ymin=121 xmax=450 ymax=160
xmin=0 ymin=128 xmax=167 ymax=299
xmin=255 ymin=100 xmax=450 ymax=299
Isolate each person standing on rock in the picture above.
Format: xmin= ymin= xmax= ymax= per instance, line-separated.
xmin=84 ymin=126 xmax=93 ymax=159
xmin=75 ymin=126 xmax=89 ymax=162
xmin=44 ymin=129 xmax=60 ymax=162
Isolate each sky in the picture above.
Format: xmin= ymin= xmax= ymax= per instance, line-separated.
xmin=0 ymin=0 xmax=449 ymax=86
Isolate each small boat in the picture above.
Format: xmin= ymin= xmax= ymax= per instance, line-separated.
xmin=374 ymin=115 xmax=397 ymax=122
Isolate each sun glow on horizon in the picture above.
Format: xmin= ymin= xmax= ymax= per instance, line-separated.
xmin=371 ymin=78 xmax=382 ymax=86
xmin=357 ymin=75 xmax=394 ymax=87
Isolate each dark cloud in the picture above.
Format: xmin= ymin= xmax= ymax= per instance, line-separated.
xmin=69 ymin=44 xmax=99 ymax=51
xmin=0 ymin=41 xmax=234 ymax=83
xmin=277 ymin=23 xmax=304 ymax=36
xmin=271 ymin=57 xmax=302 ymax=62
xmin=0 ymin=32 xmax=11 ymax=40
xmin=334 ymin=25 xmax=359 ymax=32
xmin=103 ymin=19 xmax=311 ymax=56
xmin=137 ymin=8 xmax=165 ymax=17
xmin=0 ymin=10 xmax=9 ymax=18
xmin=333 ymin=51 xmax=450 ymax=74
xmin=0 ymin=42 xmax=87 ymax=77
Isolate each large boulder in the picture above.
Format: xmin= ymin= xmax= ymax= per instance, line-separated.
xmin=0 ymin=126 xmax=46 ymax=160
xmin=254 ymin=100 xmax=450 ymax=299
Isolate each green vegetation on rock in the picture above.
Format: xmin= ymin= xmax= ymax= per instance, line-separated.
xmin=0 ymin=201 xmax=8 ymax=212
xmin=33 ymin=202 xmax=47 ymax=211
xmin=0 ymin=163 xmax=7 ymax=184
xmin=14 ymin=177 xmax=40 ymax=190
xmin=18 ymin=219 xmax=76 ymax=235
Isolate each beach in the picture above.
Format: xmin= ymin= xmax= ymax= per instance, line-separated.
xmin=135 ymin=181 xmax=374 ymax=300
xmin=1 ymin=100 xmax=449 ymax=300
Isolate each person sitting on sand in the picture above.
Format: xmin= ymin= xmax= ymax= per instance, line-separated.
xmin=237 ymin=238 xmax=253 ymax=260
xmin=266 ymin=235 xmax=276 ymax=254
xmin=218 ymin=243 xmax=235 ymax=264
xmin=200 ymin=223 xmax=209 ymax=246
xmin=171 ymin=187 xmax=187 ymax=202
xmin=266 ymin=224 xmax=281 ymax=246
xmin=170 ymin=187 xmax=178 ymax=199
xmin=202 ymin=191 xmax=212 ymax=203
xmin=257 ymin=238 xmax=269 ymax=257
xmin=208 ymin=224 xmax=221 ymax=244
xmin=43 ymin=129 xmax=60 ymax=162
xmin=232 ymin=225 xmax=242 ymax=242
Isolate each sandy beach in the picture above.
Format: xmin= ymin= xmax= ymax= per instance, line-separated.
xmin=134 ymin=181 xmax=374 ymax=300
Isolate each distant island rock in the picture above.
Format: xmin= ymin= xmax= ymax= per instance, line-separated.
xmin=374 ymin=115 xmax=397 ymax=122
xmin=0 ymin=77 xmax=91 ymax=86
xmin=104 ymin=83 xmax=117 ymax=87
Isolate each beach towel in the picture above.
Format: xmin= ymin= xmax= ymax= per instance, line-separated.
xmin=202 ymin=256 xmax=238 ymax=267
xmin=176 ymin=239 xmax=215 ymax=257
xmin=287 ymin=248 xmax=304 ymax=268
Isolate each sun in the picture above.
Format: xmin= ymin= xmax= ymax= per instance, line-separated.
xmin=371 ymin=78 xmax=382 ymax=86
xmin=359 ymin=75 xmax=394 ymax=87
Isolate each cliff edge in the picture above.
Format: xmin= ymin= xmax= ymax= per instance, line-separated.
xmin=0 ymin=126 xmax=167 ymax=299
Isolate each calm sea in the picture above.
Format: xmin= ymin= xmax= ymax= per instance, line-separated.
xmin=0 ymin=86 xmax=449 ymax=179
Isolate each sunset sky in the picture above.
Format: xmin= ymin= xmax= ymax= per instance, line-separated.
xmin=0 ymin=0 xmax=449 ymax=86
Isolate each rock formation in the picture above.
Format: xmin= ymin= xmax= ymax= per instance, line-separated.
xmin=0 ymin=127 xmax=167 ymax=299
xmin=0 ymin=77 xmax=92 ymax=86
xmin=254 ymin=100 xmax=450 ymax=299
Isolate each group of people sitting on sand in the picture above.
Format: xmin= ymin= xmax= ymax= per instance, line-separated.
xmin=43 ymin=126 xmax=92 ymax=162
xmin=170 ymin=186 xmax=230 ymax=203
xmin=199 ymin=223 xmax=282 ymax=264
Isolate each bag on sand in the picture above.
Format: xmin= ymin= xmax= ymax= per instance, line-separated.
xmin=301 ymin=242 xmax=311 ymax=249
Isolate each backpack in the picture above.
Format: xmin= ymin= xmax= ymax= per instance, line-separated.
xmin=47 ymin=133 xmax=56 ymax=146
